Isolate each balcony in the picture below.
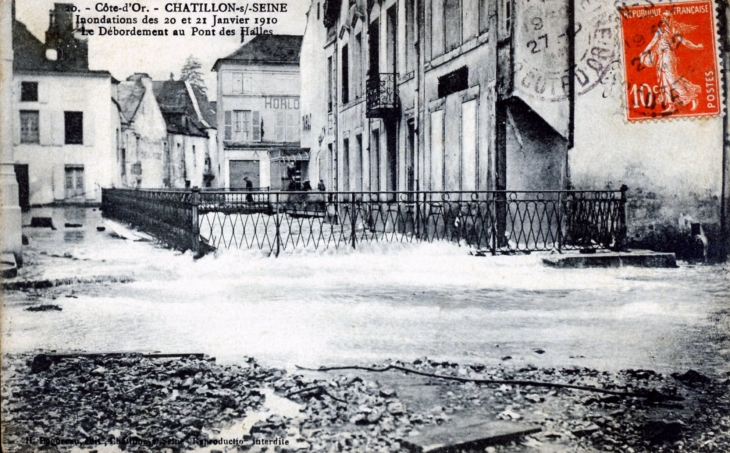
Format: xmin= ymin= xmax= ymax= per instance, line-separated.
xmin=366 ymin=73 xmax=399 ymax=118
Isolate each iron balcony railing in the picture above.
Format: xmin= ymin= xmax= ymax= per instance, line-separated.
xmin=366 ymin=73 xmax=399 ymax=118
xmin=101 ymin=188 xmax=628 ymax=257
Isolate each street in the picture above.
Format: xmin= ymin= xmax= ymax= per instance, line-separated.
xmin=3 ymin=207 xmax=729 ymax=376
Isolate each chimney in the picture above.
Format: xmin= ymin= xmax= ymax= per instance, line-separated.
xmin=46 ymin=3 xmax=73 ymax=47
xmin=45 ymin=3 xmax=88 ymax=70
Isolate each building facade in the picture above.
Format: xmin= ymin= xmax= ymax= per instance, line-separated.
xmin=301 ymin=0 xmax=730 ymax=258
xmin=153 ymin=79 xmax=218 ymax=188
xmin=11 ymin=3 xmax=117 ymax=206
xmin=300 ymin=0 xmax=571 ymax=196
xmin=213 ymin=35 xmax=306 ymax=190
xmin=115 ymin=73 xmax=168 ymax=189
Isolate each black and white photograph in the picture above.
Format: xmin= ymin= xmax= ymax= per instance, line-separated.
xmin=1 ymin=0 xmax=729 ymax=451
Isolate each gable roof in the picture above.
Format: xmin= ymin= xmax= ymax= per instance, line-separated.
xmin=116 ymin=78 xmax=146 ymax=123
xmin=190 ymin=84 xmax=217 ymax=128
xmin=152 ymin=80 xmax=216 ymax=136
xmin=212 ymin=35 xmax=303 ymax=71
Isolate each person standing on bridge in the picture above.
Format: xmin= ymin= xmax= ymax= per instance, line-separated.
xmin=243 ymin=176 xmax=253 ymax=202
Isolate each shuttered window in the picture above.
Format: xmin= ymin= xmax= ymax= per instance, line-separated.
xmin=20 ymin=110 xmax=39 ymax=143
xmin=252 ymin=111 xmax=261 ymax=141
xmin=224 ymin=111 xmax=232 ymax=140
xmin=225 ymin=110 xmax=260 ymax=142
xmin=276 ymin=111 xmax=286 ymax=142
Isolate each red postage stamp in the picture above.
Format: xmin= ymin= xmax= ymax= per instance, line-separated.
xmin=619 ymin=1 xmax=721 ymax=121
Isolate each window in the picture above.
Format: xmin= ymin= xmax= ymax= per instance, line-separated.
xmin=20 ymin=110 xmax=39 ymax=144
xmin=225 ymin=110 xmax=261 ymax=142
xmin=342 ymin=138 xmax=350 ymax=191
xmin=369 ymin=19 xmax=380 ymax=75
xmin=232 ymin=72 xmax=244 ymax=94
xmin=431 ymin=0 xmax=444 ymax=57
xmin=444 ymin=0 xmax=462 ymax=51
xmin=222 ymin=71 xmax=248 ymax=94
xmin=354 ymin=33 xmax=362 ymax=98
xmin=327 ymin=56 xmax=334 ymax=112
xmin=275 ymin=111 xmax=300 ymax=142
xmin=386 ymin=6 xmax=397 ymax=73
xmin=438 ymin=66 xmax=469 ymax=98
xmin=479 ymin=0 xmax=489 ymax=33
xmin=461 ymin=100 xmax=477 ymax=190
xmin=499 ymin=0 xmax=512 ymax=38
xmin=64 ymin=111 xmax=83 ymax=144
xmin=406 ymin=0 xmax=416 ymax=72
xmin=430 ymin=110 xmax=444 ymax=190
xmin=21 ymin=82 xmax=38 ymax=102
xmin=341 ymin=44 xmax=349 ymax=104
xmin=317 ymin=2 xmax=320 ymax=19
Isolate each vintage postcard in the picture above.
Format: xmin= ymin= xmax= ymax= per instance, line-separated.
xmin=1 ymin=0 xmax=729 ymax=451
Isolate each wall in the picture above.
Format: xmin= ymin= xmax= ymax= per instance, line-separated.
xmin=301 ymin=0 xmax=330 ymax=186
xmin=569 ymin=4 xmax=724 ymax=259
xmin=217 ymin=61 xmax=301 ymax=189
xmin=12 ymin=72 xmax=115 ymax=204
xmin=166 ymin=132 xmax=214 ymax=188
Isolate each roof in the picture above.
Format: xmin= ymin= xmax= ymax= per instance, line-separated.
xmin=13 ymin=19 xmax=110 ymax=76
xmin=116 ymin=78 xmax=146 ymax=123
xmin=191 ymin=84 xmax=217 ymax=128
xmin=212 ymin=35 xmax=303 ymax=71
xmin=152 ymin=80 xmax=216 ymax=136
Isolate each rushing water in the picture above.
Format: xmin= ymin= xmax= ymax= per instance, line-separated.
xmin=3 ymin=208 xmax=729 ymax=377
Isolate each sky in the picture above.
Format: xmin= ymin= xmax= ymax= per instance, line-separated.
xmin=15 ymin=0 xmax=311 ymax=97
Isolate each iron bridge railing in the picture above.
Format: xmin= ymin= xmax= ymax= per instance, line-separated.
xmin=101 ymin=187 xmax=628 ymax=257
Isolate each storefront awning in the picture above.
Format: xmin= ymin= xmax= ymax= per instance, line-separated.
xmin=269 ymin=148 xmax=310 ymax=162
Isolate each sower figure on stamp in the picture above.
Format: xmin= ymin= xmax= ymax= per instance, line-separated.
xmin=640 ymin=10 xmax=703 ymax=113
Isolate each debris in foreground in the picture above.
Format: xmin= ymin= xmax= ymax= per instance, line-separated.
xmin=1 ymin=355 xmax=729 ymax=452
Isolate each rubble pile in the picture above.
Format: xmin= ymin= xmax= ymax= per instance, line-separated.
xmin=387 ymin=360 xmax=729 ymax=452
xmin=268 ymin=359 xmax=730 ymax=452
xmin=273 ymin=373 xmax=418 ymax=452
xmin=2 ymin=354 xmax=729 ymax=452
xmin=1 ymin=354 xmax=274 ymax=452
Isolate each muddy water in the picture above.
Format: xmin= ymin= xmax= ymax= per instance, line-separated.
xmin=4 ymin=208 xmax=729 ymax=377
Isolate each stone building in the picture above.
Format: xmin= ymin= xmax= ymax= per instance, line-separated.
xmin=301 ymin=0 xmax=730 ymax=258
xmin=153 ymin=79 xmax=218 ymax=188
xmin=212 ymin=34 xmax=306 ymax=190
xmin=115 ymin=73 xmax=168 ymax=189
xmin=300 ymin=0 xmax=572 ymax=196
xmin=11 ymin=3 xmax=117 ymax=206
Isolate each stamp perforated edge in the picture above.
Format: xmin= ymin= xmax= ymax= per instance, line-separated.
xmin=614 ymin=0 xmax=725 ymax=123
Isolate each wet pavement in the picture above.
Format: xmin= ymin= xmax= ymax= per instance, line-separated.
xmin=2 ymin=207 xmax=730 ymax=378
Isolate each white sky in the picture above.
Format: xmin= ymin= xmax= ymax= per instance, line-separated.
xmin=15 ymin=0 xmax=311 ymax=98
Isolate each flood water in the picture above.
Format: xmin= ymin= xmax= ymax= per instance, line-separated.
xmin=3 ymin=208 xmax=729 ymax=377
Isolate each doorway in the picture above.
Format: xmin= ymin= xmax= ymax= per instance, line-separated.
xmin=14 ymin=164 xmax=30 ymax=211
xmin=229 ymin=160 xmax=260 ymax=189
xmin=64 ymin=165 xmax=84 ymax=201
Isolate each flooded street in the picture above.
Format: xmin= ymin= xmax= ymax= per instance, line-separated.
xmin=3 ymin=208 xmax=729 ymax=376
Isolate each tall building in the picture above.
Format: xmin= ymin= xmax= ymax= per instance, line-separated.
xmin=300 ymin=0 xmax=572 ymax=194
xmin=11 ymin=3 xmax=117 ymax=206
xmin=212 ymin=34 xmax=306 ymax=190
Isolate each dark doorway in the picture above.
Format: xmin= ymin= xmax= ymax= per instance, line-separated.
xmin=386 ymin=6 xmax=397 ymax=74
xmin=370 ymin=129 xmax=380 ymax=191
xmin=406 ymin=121 xmax=415 ymax=192
xmin=229 ymin=160 xmax=260 ymax=189
xmin=369 ymin=19 xmax=380 ymax=77
xmin=386 ymin=126 xmax=397 ymax=195
xmin=342 ymin=138 xmax=350 ymax=192
xmin=14 ymin=164 xmax=30 ymax=212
